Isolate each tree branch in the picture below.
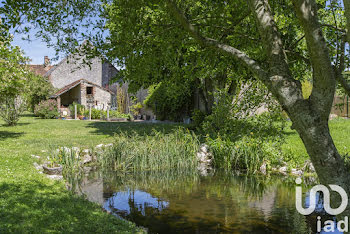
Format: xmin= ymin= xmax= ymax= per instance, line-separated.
xmin=321 ymin=24 xmax=346 ymax=33
xmin=165 ymin=0 xmax=268 ymax=81
xmin=336 ymin=74 xmax=350 ymax=96
xmin=292 ymin=0 xmax=336 ymax=119
xmin=343 ymin=0 xmax=350 ymax=43
xmin=247 ymin=0 xmax=304 ymax=109
xmin=335 ymin=35 xmax=350 ymax=96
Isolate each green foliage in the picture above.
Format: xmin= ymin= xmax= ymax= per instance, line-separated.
xmin=83 ymin=108 xmax=101 ymax=119
xmin=68 ymin=102 xmax=85 ymax=116
xmin=0 ymin=28 xmax=29 ymax=125
xmin=207 ymin=136 xmax=283 ymax=173
xmin=130 ymin=102 xmax=143 ymax=116
xmin=82 ymin=108 xmax=131 ymax=120
xmin=109 ymin=110 xmax=130 ymax=119
xmin=198 ymin=85 xmax=286 ymax=172
xmin=34 ymin=99 xmax=59 ymax=119
xmin=97 ymin=128 xmax=199 ymax=173
xmin=0 ymin=97 xmax=25 ymax=126
xmin=191 ymin=109 xmax=206 ymax=129
xmin=116 ymin=86 xmax=127 ymax=114
xmin=24 ymin=72 xmax=55 ymax=112
xmin=0 ymin=34 xmax=27 ymax=98
xmin=144 ymin=81 xmax=193 ymax=121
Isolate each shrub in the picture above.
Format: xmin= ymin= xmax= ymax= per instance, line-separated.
xmin=83 ymin=108 xmax=103 ymax=119
xmin=83 ymin=108 xmax=131 ymax=120
xmin=24 ymin=73 xmax=55 ymax=112
xmin=34 ymin=99 xmax=60 ymax=119
xmin=191 ymin=109 xmax=206 ymax=129
xmin=109 ymin=110 xmax=130 ymax=119
xmin=68 ymin=102 xmax=85 ymax=117
xmin=144 ymin=80 xmax=193 ymax=121
xmin=0 ymin=96 xmax=25 ymax=126
xmin=199 ymin=87 xmax=286 ymax=173
xmin=130 ymin=102 xmax=143 ymax=116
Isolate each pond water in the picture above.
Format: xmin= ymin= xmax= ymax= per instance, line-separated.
xmin=77 ymin=170 xmax=323 ymax=233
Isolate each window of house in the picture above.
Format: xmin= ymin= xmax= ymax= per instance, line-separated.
xmin=87 ymin=87 xmax=93 ymax=95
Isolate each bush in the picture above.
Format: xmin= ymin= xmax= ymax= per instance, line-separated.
xmin=68 ymin=102 xmax=85 ymax=117
xmin=34 ymin=99 xmax=60 ymax=119
xmin=130 ymin=102 xmax=143 ymax=116
xmin=83 ymin=108 xmax=102 ymax=119
xmin=144 ymin=80 xmax=193 ymax=121
xmin=24 ymin=73 xmax=55 ymax=112
xmin=109 ymin=110 xmax=130 ymax=119
xmin=191 ymin=109 xmax=206 ymax=129
xmin=0 ymin=96 xmax=25 ymax=126
xmin=198 ymin=88 xmax=286 ymax=173
xmin=83 ymin=109 xmax=131 ymax=120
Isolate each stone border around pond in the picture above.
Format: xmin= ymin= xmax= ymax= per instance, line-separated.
xmin=32 ymin=143 xmax=115 ymax=180
xmin=33 ymin=143 xmax=316 ymax=180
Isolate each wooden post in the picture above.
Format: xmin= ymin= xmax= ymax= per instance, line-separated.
xmin=107 ymin=106 xmax=110 ymax=121
xmin=75 ymin=105 xmax=78 ymax=120
xmin=89 ymin=105 xmax=92 ymax=121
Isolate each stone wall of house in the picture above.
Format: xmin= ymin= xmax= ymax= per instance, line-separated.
xmin=102 ymin=62 xmax=119 ymax=88
xmin=49 ymin=56 xmax=103 ymax=89
xmin=94 ymin=87 xmax=113 ymax=110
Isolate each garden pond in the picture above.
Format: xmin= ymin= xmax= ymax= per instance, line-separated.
xmin=69 ymin=169 xmax=334 ymax=233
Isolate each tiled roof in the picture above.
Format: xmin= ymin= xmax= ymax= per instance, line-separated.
xmin=27 ymin=65 xmax=55 ymax=76
xmin=51 ymin=79 xmax=114 ymax=98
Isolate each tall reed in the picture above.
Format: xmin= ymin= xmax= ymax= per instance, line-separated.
xmin=97 ymin=128 xmax=199 ymax=173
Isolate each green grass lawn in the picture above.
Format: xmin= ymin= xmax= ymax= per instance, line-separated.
xmin=282 ymin=118 xmax=350 ymax=167
xmin=0 ymin=114 xmax=180 ymax=233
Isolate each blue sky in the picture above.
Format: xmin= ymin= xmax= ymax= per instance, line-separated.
xmin=12 ymin=31 xmax=58 ymax=65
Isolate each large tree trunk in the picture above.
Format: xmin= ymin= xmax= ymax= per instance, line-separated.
xmin=294 ymin=118 xmax=350 ymax=186
xmin=289 ymin=105 xmax=350 ymax=216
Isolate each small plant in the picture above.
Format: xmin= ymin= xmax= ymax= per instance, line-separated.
xmin=117 ymin=86 xmax=127 ymax=114
xmin=34 ymin=99 xmax=60 ymax=119
xmin=68 ymin=102 xmax=85 ymax=117
xmin=84 ymin=108 xmax=102 ymax=119
xmin=109 ymin=110 xmax=131 ymax=119
xmin=0 ymin=96 xmax=25 ymax=126
xmin=130 ymin=102 xmax=143 ymax=116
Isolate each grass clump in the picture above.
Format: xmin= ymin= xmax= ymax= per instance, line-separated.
xmin=98 ymin=128 xmax=199 ymax=173
xmin=207 ymin=136 xmax=283 ymax=173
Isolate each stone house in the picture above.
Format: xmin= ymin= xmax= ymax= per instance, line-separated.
xmin=29 ymin=53 xmax=119 ymax=116
xmin=29 ymin=53 xmax=155 ymax=119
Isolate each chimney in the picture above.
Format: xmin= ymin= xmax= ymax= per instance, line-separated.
xmin=44 ymin=56 xmax=50 ymax=67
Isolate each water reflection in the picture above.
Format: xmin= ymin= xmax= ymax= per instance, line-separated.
xmin=104 ymin=190 xmax=169 ymax=216
xmin=77 ymin=170 xmax=317 ymax=233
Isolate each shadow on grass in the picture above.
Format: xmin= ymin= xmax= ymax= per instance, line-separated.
xmin=86 ymin=121 xmax=185 ymax=137
xmin=0 ymin=180 xmax=141 ymax=233
xmin=20 ymin=113 xmax=35 ymax=117
xmin=0 ymin=131 xmax=24 ymax=141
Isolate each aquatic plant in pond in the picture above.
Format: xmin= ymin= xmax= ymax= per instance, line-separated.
xmin=207 ymin=136 xmax=284 ymax=173
xmin=96 ymin=128 xmax=199 ymax=173
xmin=48 ymin=147 xmax=86 ymax=191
